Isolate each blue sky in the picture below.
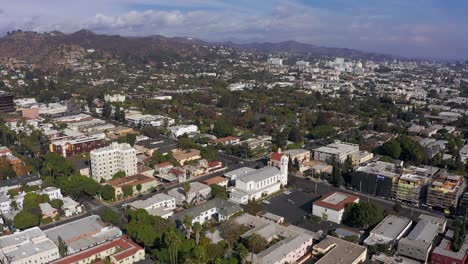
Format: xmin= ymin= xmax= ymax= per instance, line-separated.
xmin=0 ymin=0 xmax=467 ymax=59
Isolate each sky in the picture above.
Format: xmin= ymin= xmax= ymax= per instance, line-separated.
xmin=0 ymin=0 xmax=467 ymax=60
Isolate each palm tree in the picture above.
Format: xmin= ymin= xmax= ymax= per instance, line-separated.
xmin=193 ymin=222 xmax=202 ymax=245
xmin=183 ymin=215 xmax=193 ymax=239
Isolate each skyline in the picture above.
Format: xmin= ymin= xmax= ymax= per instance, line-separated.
xmin=0 ymin=0 xmax=468 ymax=60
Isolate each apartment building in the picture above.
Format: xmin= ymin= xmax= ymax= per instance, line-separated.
xmin=397 ymin=217 xmax=441 ymax=262
xmin=426 ymin=171 xmax=466 ymax=211
xmin=90 ymin=142 xmax=137 ymax=182
xmin=312 ymin=236 xmax=367 ymax=264
xmin=312 ymin=192 xmax=359 ymax=224
xmin=167 ymin=182 xmax=211 ymax=205
xmin=0 ymin=227 xmax=60 ymax=264
xmin=352 ymin=161 xmax=399 ymax=198
xmin=129 ymin=193 xmax=175 ymax=218
xmin=49 ymin=134 xmax=107 ymax=157
xmin=364 ymin=215 xmax=412 ymax=246
xmin=168 ymin=125 xmax=198 ymax=137
xmin=173 ymin=198 xmax=243 ymax=225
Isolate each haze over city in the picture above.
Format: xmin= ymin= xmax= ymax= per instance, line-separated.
xmin=1 ymin=0 xmax=468 ymax=59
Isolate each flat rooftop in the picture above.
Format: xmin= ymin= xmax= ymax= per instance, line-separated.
xmin=365 ymin=215 xmax=412 ymax=245
xmin=314 ymin=192 xmax=359 ymax=211
xmin=314 ymin=236 xmax=367 ymax=264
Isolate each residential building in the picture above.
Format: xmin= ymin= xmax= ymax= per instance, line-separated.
xmin=51 ymin=236 xmax=145 ymax=264
xmin=0 ymin=227 xmax=60 ymax=264
xmin=397 ymin=216 xmax=441 ymax=262
xmin=426 ymin=171 xmax=466 ymax=211
xmin=283 ymin=149 xmax=311 ymax=163
xmin=312 ymin=192 xmax=359 ymax=224
xmin=106 ymin=174 xmax=159 ymax=198
xmin=61 ymin=196 xmax=83 ymax=217
xmin=364 ymin=215 xmax=412 ymax=246
xmin=44 ymin=215 xmax=122 ymax=254
xmin=350 ymin=150 xmax=374 ymax=166
xmin=173 ymin=198 xmax=242 ymax=225
xmin=126 ymin=114 xmax=174 ymax=127
xmin=104 ymin=94 xmax=126 ymax=102
xmin=129 ymin=193 xmax=175 ymax=219
xmin=40 ymin=187 xmax=63 ymax=200
xmin=172 ymin=148 xmax=201 ymax=166
xmin=229 ymin=156 xmax=288 ymax=204
xmin=313 ymin=141 xmax=360 ymax=163
xmin=203 ymin=176 xmax=229 ymax=188
xmin=168 ymin=125 xmax=198 ymax=137
xmin=90 ymin=142 xmax=137 ymax=182
xmin=312 ymin=236 xmax=367 ymax=264
xmin=40 ymin=202 xmax=58 ymax=219
xmin=235 ymin=214 xmax=319 ymax=264
xmin=49 ymin=134 xmax=106 ymax=157
xmin=431 ymin=230 xmax=468 ymax=264
xmin=0 ymin=193 xmax=11 ymax=214
xmin=256 ymin=211 xmax=284 ymax=224
xmin=210 ymin=136 xmax=240 ymax=145
xmin=167 ymin=182 xmax=211 ymax=205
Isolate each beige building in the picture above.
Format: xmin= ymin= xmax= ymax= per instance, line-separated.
xmin=90 ymin=142 xmax=138 ymax=182
xmin=107 ymin=174 xmax=159 ymax=198
xmin=312 ymin=236 xmax=367 ymax=264
xmin=172 ymin=148 xmax=201 ymax=165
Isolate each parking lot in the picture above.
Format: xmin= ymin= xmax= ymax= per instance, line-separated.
xmin=263 ymin=189 xmax=320 ymax=225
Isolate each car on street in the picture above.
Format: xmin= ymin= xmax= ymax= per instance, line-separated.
xmin=263 ymin=200 xmax=270 ymax=204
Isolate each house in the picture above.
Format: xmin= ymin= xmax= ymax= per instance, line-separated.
xmin=168 ymin=125 xmax=198 ymax=137
xmin=167 ymin=182 xmax=211 ymax=205
xmin=39 ymin=203 xmax=58 ymax=219
xmin=312 ymin=192 xmax=359 ymax=224
xmin=256 ymin=211 xmax=284 ymax=224
xmin=431 ymin=230 xmax=468 ymax=264
xmin=51 ymin=236 xmax=145 ymax=264
xmin=312 ymin=236 xmax=367 ymax=264
xmin=155 ymin=162 xmax=174 ymax=174
xmin=173 ymin=198 xmax=243 ymax=225
xmin=283 ymin=149 xmax=311 ymax=164
xmin=61 ymin=197 xmax=83 ymax=217
xmin=172 ymin=148 xmax=201 ymax=165
xmin=106 ymin=174 xmax=159 ymax=198
xmin=210 ymin=136 xmax=240 ymax=145
xmin=203 ymin=176 xmax=229 ymax=188
xmin=364 ymin=215 xmax=412 ymax=246
xmin=129 ymin=193 xmax=176 ymax=219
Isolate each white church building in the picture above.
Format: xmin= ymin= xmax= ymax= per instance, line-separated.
xmin=228 ymin=152 xmax=288 ymax=204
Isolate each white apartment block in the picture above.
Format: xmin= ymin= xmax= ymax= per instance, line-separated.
xmin=104 ymin=94 xmax=125 ymax=102
xmin=90 ymin=142 xmax=137 ymax=182
xmin=0 ymin=227 xmax=60 ymax=264
xmin=229 ymin=155 xmax=288 ymax=204
xmin=0 ymin=193 xmax=11 ymax=214
xmin=313 ymin=141 xmax=360 ymax=163
xmin=129 ymin=193 xmax=176 ymax=218
xmin=168 ymin=125 xmax=198 ymax=137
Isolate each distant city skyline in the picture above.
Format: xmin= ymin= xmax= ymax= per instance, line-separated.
xmin=1 ymin=0 xmax=467 ymax=60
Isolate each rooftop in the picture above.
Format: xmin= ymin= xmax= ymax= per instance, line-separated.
xmin=364 ymin=215 xmax=412 ymax=245
xmin=130 ymin=193 xmax=174 ymax=209
xmin=173 ymin=198 xmax=242 ymax=221
xmin=405 ymin=219 xmax=439 ymax=243
xmin=203 ymin=176 xmax=229 ymax=185
xmin=313 ymin=236 xmax=367 ymax=264
xmin=107 ymin=174 xmax=157 ymax=188
xmin=237 ymin=166 xmax=281 ymax=183
xmin=314 ymin=192 xmax=359 ymax=211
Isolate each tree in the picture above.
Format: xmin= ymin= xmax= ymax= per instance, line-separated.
xmin=293 ymin=158 xmax=300 ymax=172
xmin=213 ymin=119 xmax=234 ymax=137
xmin=193 ymin=222 xmax=202 ymax=245
xmin=101 ymin=208 xmax=121 ymax=225
xmin=247 ymin=233 xmax=268 ymax=263
xmin=102 ymin=102 xmax=112 ymax=120
xmin=183 ymin=215 xmax=193 ymax=239
xmin=184 ymin=182 xmax=191 ymax=197
xmin=101 ymin=185 xmax=116 ymax=201
xmin=393 ymin=202 xmax=402 ymax=214
xmin=235 ymin=242 xmax=248 ymax=263
xmin=380 ymin=139 xmax=401 ymax=159
xmin=112 ymin=171 xmax=126 ymax=180
xmin=126 ymin=133 xmax=136 ymax=146
xmin=219 ymin=219 xmax=249 ymax=247
xmin=210 ymin=184 xmax=228 ymax=199
xmin=344 ymin=202 xmax=387 ymax=228
xmin=201 ymin=146 xmax=218 ymax=161
xmin=152 ymin=150 xmax=168 ymax=165
xmin=50 ymin=199 xmax=64 ymax=210
xmin=123 ymin=185 xmax=133 ymax=198
xmin=14 ymin=211 xmax=40 ymax=229
xmin=136 ymin=184 xmax=142 ymax=193
xmin=58 ymin=236 xmax=68 ymax=257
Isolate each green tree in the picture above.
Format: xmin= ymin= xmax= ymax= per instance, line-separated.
xmin=151 ymin=150 xmax=168 ymax=165
xmin=201 ymin=146 xmax=218 ymax=161
xmin=126 ymin=133 xmax=136 ymax=146
xmin=393 ymin=202 xmax=402 ymax=214
xmin=219 ymin=219 xmax=249 ymax=247
xmin=210 ymin=184 xmax=228 ymax=199
xmin=102 ymin=102 xmax=112 ymax=120
xmin=183 ymin=215 xmax=193 ymax=239
xmin=193 ymin=222 xmax=202 ymax=245
xmin=380 ymin=139 xmax=401 ymax=159
xmin=123 ymin=185 xmax=133 ymax=198
xmin=101 ymin=185 xmax=116 ymax=201
xmin=213 ymin=119 xmax=234 ymax=137
xmin=101 ymin=208 xmax=121 ymax=225
xmin=112 ymin=171 xmax=126 ymax=180
xmin=344 ymin=202 xmax=387 ymax=228
xmin=58 ymin=236 xmax=68 ymax=257
xmin=14 ymin=211 xmax=40 ymax=229
xmin=247 ymin=233 xmax=268 ymax=263
xmin=50 ymin=199 xmax=64 ymax=210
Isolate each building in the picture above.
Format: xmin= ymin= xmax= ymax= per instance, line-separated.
xmin=312 ymin=192 xmax=359 ymax=224
xmin=431 ymin=230 xmax=468 ymax=264
xmin=0 ymin=227 xmax=60 ymax=264
xmin=40 ymin=187 xmax=63 ymax=200
xmin=397 ymin=216 xmax=441 ymax=262
xmin=40 ymin=202 xmax=58 ymax=219
xmin=283 ymin=149 xmax=311 ymax=163
xmin=256 ymin=211 xmax=284 ymax=224
xmin=61 ymin=196 xmax=83 ymax=217
xmin=173 ymin=198 xmax=243 ymax=225
xmin=44 ymin=215 xmax=122 ymax=254
xmin=229 ymin=157 xmax=288 ymax=204
xmin=364 ymin=215 xmax=412 ymax=246
xmin=352 ymin=161 xmax=399 ymax=198
xmin=129 ymin=193 xmax=175 ymax=218
xmin=202 ymin=176 xmax=229 ymax=188
xmin=90 ymin=142 xmax=137 ymax=182
xmin=267 ymin=58 xmax=283 ymax=66
xmin=0 ymin=192 xmax=11 ymax=214
xmin=168 ymin=125 xmax=198 ymax=137
xmin=0 ymin=91 xmax=14 ymax=113
xmin=312 ymin=236 xmax=367 ymax=264
xmin=51 ymin=236 xmax=145 ymax=264
xmin=104 ymin=94 xmax=126 ymax=102
xmin=313 ymin=141 xmax=360 ymax=163
xmin=426 ymin=171 xmax=466 ymax=212
xmin=167 ymin=182 xmax=211 ymax=205
xmin=396 ymin=173 xmax=431 ymax=205
xmin=49 ymin=135 xmax=107 ymax=157
xmin=350 ymin=151 xmax=374 ymax=166
xmin=210 ymin=136 xmax=240 ymax=145
xmin=235 ymin=214 xmax=319 ymax=264
xmin=172 ymin=148 xmax=201 ymax=166
xmin=106 ymin=174 xmax=159 ymax=198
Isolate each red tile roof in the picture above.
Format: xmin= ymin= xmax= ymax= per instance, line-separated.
xmin=270 ymin=152 xmax=283 ymax=161
xmin=156 ymin=161 xmax=172 ymax=168
xmin=203 ymin=176 xmax=228 ymax=185
xmin=313 ymin=192 xmax=359 ymax=211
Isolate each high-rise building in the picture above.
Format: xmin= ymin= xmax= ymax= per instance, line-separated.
xmin=90 ymin=142 xmax=137 ymax=182
xmin=0 ymin=91 xmax=14 ymax=113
